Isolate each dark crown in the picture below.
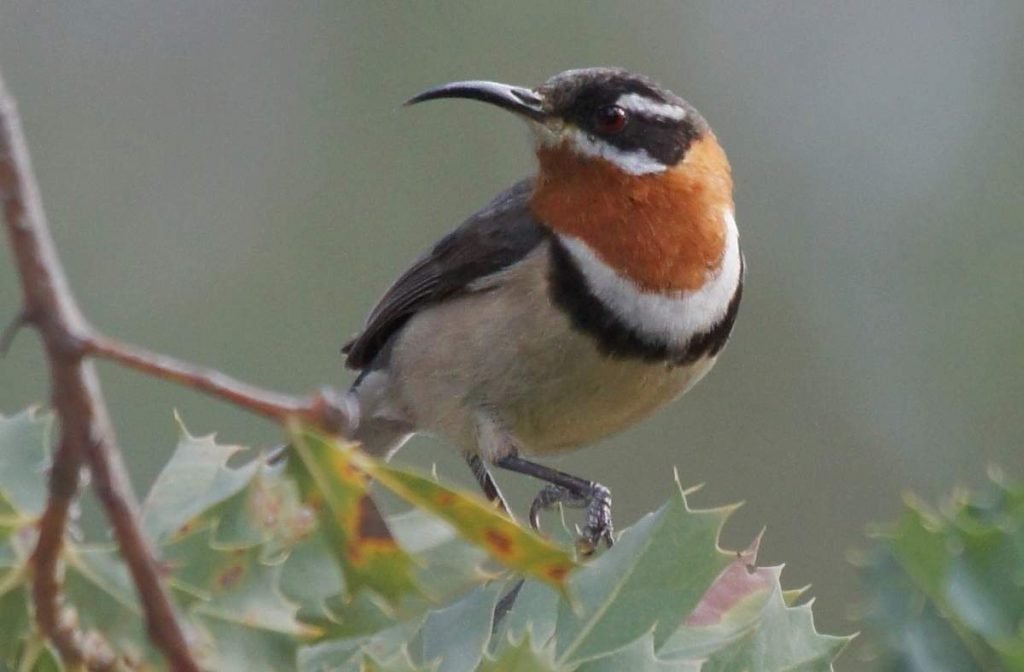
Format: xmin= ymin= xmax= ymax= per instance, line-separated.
xmin=537 ymin=68 xmax=707 ymax=167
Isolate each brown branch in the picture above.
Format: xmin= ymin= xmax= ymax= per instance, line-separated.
xmin=31 ymin=440 xmax=86 ymax=667
xmin=0 ymin=73 xmax=200 ymax=670
xmin=84 ymin=333 xmax=353 ymax=434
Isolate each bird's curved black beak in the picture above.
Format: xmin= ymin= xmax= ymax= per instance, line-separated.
xmin=404 ymin=80 xmax=548 ymax=122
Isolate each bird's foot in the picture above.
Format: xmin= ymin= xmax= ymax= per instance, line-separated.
xmin=492 ymin=453 xmax=614 ymax=554
xmin=529 ymin=482 xmax=614 ymax=554
xmin=580 ymin=483 xmax=614 ymax=552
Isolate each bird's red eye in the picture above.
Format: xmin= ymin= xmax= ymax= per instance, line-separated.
xmin=594 ymin=105 xmax=627 ymax=135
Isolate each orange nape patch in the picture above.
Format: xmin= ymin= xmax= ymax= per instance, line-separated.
xmin=529 ymin=134 xmax=734 ymax=293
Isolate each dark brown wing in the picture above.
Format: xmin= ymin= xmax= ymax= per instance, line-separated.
xmin=343 ymin=178 xmax=546 ymax=370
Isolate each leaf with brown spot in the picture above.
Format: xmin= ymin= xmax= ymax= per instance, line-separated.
xmin=285 ymin=424 xmax=419 ymax=604
xmin=215 ymin=560 xmax=246 ymax=592
xmin=354 ymin=456 xmax=576 ymax=592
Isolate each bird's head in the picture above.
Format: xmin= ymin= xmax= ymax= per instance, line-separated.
xmin=406 ymin=66 xmax=709 ymax=177
xmin=406 ymin=68 xmax=734 ymax=294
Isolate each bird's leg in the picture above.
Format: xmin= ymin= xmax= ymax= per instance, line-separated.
xmin=465 ymin=453 xmax=513 ymax=518
xmin=528 ymin=484 xmax=586 ymax=529
xmin=494 ymin=454 xmax=614 ymax=551
xmin=466 ymin=453 xmax=527 ymax=632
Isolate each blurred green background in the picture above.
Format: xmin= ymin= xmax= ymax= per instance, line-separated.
xmin=1 ymin=3 xmax=1022 ymax=667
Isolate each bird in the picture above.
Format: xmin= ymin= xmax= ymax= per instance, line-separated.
xmin=341 ymin=67 xmax=742 ymax=550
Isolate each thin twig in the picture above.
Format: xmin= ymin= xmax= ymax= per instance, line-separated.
xmin=84 ymin=333 xmax=353 ymax=434
xmin=1 ymin=71 xmax=200 ymax=671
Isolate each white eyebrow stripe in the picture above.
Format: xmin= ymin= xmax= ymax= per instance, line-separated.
xmin=565 ymin=128 xmax=667 ymax=175
xmin=615 ymin=93 xmax=687 ymax=121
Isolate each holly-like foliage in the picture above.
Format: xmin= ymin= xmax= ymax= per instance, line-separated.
xmin=0 ymin=409 xmax=848 ymax=670
xmin=859 ymin=470 xmax=1024 ymax=671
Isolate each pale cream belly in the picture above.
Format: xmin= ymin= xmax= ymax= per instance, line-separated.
xmin=503 ymin=336 xmax=715 ymax=455
xmin=384 ymin=247 xmax=717 ymax=458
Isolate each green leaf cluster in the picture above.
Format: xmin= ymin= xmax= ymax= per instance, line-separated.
xmin=0 ymin=410 xmax=848 ymax=670
xmin=860 ymin=469 xmax=1024 ymax=671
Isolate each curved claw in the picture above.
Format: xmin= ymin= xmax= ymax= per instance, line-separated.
xmin=528 ymin=482 xmax=614 ymax=552
xmin=492 ymin=454 xmax=614 ymax=552
xmin=528 ymin=484 xmax=579 ymax=531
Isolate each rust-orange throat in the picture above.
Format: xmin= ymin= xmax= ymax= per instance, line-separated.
xmin=530 ymin=133 xmax=734 ymax=294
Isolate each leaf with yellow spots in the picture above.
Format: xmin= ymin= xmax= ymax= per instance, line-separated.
xmin=356 ymin=456 xmax=576 ymax=592
xmin=286 ymin=425 xmax=419 ymax=604
xmin=0 ymin=411 xmax=849 ymax=670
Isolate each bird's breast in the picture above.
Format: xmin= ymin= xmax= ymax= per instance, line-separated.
xmin=548 ymin=219 xmax=741 ymax=365
xmin=385 ymin=245 xmax=718 ymax=456
xmin=529 ymin=134 xmax=735 ymax=294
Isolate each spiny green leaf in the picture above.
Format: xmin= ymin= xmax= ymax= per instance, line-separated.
xmin=297 ymin=620 xmax=425 ymax=671
xmin=278 ymin=531 xmax=346 ymax=624
xmin=0 ymin=491 xmax=25 ymax=569
xmin=62 ymin=526 xmax=318 ymax=669
xmin=387 ymin=508 xmax=493 ymax=602
xmin=189 ymin=548 xmax=316 ymax=638
xmin=0 ymin=410 xmax=849 ymax=671
xmin=33 ymin=644 xmax=62 ymax=672
xmin=320 ymin=591 xmax=402 ymax=641
xmin=62 ymin=544 xmax=154 ymax=665
xmin=357 ymin=456 xmax=575 ymax=591
xmin=210 ymin=463 xmax=316 ymax=558
xmin=7 ymin=636 xmax=62 ymax=672
xmin=192 ymin=617 xmax=300 ymax=672
xmin=861 ymin=472 xmax=1024 ymax=671
xmin=165 ymin=528 xmax=318 ymax=670
xmin=0 ymin=582 xmax=30 ymax=662
xmin=861 ymin=545 xmax=982 ymax=671
xmin=693 ymin=583 xmax=850 ymax=671
xmin=657 ymin=544 xmax=779 ymax=661
xmin=659 ymin=534 xmax=850 ymax=670
xmin=162 ymin=527 xmax=314 ymax=635
xmin=279 ymin=507 xmax=494 ymax=645
xmin=553 ymin=485 xmax=734 ymax=665
xmin=0 ymin=409 xmax=51 ymax=517
xmin=0 ymin=490 xmax=19 ymax=529
xmin=362 ymin=649 xmax=437 ymax=672
xmin=292 ymin=473 xmax=850 ymax=672
xmin=490 ymin=579 xmax=560 ymax=656
xmin=287 ymin=426 xmax=419 ymax=605
xmin=0 ymin=408 xmax=170 ymax=666
xmin=141 ymin=418 xmax=259 ymax=545
xmin=782 ymin=585 xmax=810 ymax=606
xmin=0 ymin=413 xmax=45 ymax=664
xmin=146 ymin=423 xmax=317 ymax=559
xmin=309 ymin=509 xmax=495 ymax=642
xmin=479 ymin=633 xmax=560 ymax=672
xmin=575 ymin=633 xmax=698 ymax=672
xmin=418 ymin=583 xmax=503 ymax=672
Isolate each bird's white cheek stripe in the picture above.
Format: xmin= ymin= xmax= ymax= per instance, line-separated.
xmin=564 ymin=129 xmax=667 ymax=175
xmin=558 ymin=209 xmax=741 ymax=345
xmin=531 ymin=122 xmax=667 ymax=176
